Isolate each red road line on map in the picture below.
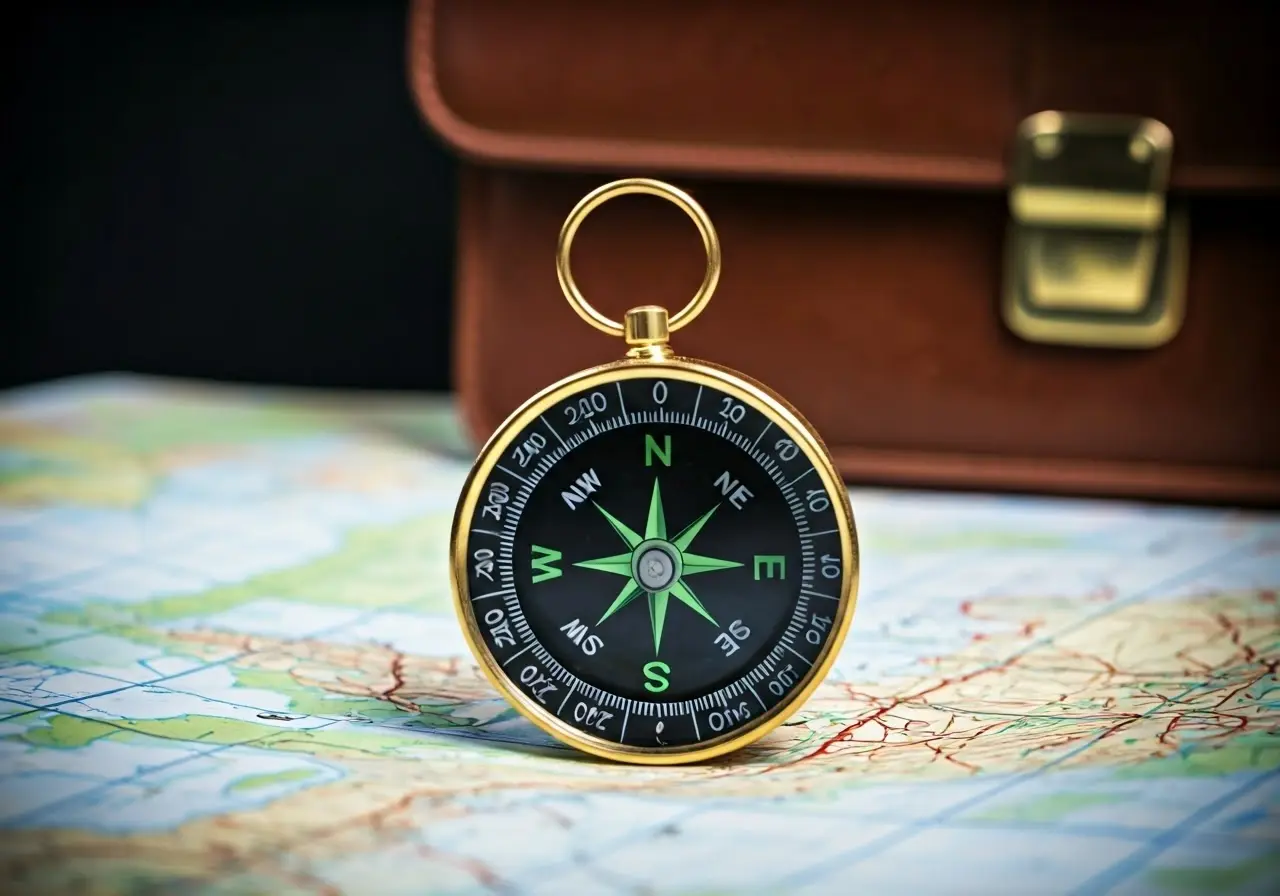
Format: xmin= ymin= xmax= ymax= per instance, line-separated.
xmin=380 ymin=650 xmax=415 ymax=711
xmin=230 ymin=786 xmax=510 ymax=893
xmin=765 ymin=651 xmax=1024 ymax=771
xmin=1156 ymin=714 xmax=1181 ymax=746
xmin=1059 ymin=646 xmax=1119 ymax=677
xmin=1217 ymin=612 xmax=1259 ymax=665
xmin=759 ymin=599 xmax=1276 ymax=772
xmin=414 ymin=843 xmax=508 ymax=891
xmin=1215 ymin=678 xmax=1263 ymax=711
xmin=358 ymin=792 xmax=509 ymax=890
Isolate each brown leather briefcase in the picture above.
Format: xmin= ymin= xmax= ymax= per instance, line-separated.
xmin=408 ymin=0 xmax=1279 ymax=505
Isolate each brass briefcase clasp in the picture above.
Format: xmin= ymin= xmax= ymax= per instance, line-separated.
xmin=1003 ymin=112 xmax=1187 ymax=349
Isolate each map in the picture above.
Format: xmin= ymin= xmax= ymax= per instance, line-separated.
xmin=0 ymin=374 xmax=1276 ymax=895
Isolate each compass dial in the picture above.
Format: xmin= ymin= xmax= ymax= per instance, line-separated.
xmin=454 ymin=365 xmax=856 ymax=760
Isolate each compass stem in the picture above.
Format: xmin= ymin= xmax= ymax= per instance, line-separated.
xmin=624 ymin=305 xmax=669 ymax=346
xmin=624 ymin=306 xmax=674 ymax=360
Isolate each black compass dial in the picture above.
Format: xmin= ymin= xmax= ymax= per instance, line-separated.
xmin=461 ymin=373 xmax=850 ymax=751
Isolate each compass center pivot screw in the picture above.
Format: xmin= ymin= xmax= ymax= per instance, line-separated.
xmin=632 ymin=540 xmax=681 ymax=592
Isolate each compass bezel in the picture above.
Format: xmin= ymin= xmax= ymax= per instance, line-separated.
xmin=449 ymin=354 xmax=860 ymax=765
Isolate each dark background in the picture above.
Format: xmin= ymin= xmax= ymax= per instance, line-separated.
xmin=3 ymin=0 xmax=459 ymax=393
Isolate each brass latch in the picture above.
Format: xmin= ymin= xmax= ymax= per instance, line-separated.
xmin=1002 ymin=112 xmax=1188 ymax=349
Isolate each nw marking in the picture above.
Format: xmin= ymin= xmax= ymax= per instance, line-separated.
xmin=562 ymin=468 xmax=602 ymax=509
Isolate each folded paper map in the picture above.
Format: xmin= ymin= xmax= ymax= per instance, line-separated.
xmin=1 ymin=375 xmax=1276 ymax=894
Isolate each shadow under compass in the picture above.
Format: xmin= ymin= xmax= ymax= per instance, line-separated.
xmin=403 ymin=703 xmax=819 ymax=771
xmin=377 ymin=687 xmax=806 ymax=770
xmin=342 ymin=687 xmax=594 ymax=764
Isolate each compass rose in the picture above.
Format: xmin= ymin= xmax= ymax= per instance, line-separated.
xmin=574 ymin=478 xmax=743 ymax=655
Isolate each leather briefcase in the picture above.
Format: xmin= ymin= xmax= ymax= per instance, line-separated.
xmin=408 ymin=0 xmax=1279 ymax=505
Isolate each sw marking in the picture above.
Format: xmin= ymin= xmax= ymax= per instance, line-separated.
xmin=559 ymin=618 xmax=604 ymax=655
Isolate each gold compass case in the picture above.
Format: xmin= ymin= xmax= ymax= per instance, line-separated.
xmin=448 ymin=179 xmax=860 ymax=765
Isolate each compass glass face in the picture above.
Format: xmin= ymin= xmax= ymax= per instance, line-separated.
xmin=460 ymin=372 xmax=851 ymax=752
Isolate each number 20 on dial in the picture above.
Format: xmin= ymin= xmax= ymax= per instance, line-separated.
xmin=449 ymin=179 xmax=860 ymax=765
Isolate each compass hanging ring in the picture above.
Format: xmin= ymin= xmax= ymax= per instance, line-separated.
xmin=555 ymin=178 xmax=722 ymax=343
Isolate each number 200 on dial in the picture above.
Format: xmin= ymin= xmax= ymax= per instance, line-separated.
xmin=450 ymin=363 xmax=859 ymax=764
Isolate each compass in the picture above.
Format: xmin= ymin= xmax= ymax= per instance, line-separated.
xmin=450 ymin=179 xmax=860 ymax=764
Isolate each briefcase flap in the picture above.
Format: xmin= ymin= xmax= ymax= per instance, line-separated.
xmin=410 ymin=0 xmax=1280 ymax=192
xmin=406 ymin=0 xmax=1280 ymax=506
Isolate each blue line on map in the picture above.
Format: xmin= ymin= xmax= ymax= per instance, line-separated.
xmin=1 ymin=725 xmax=315 ymax=830
xmin=788 ymin=808 xmax=1166 ymax=843
xmin=0 ymin=657 xmax=241 ymax=724
xmin=0 ymin=662 xmax=141 ymax=702
xmin=1070 ymin=766 xmax=1280 ymax=895
xmin=0 ymin=695 xmax=88 ymax=716
xmin=0 ymin=630 xmax=107 ymax=658
xmin=765 ymin=536 xmax=1269 ymax=891
xmin=0 ymin=604 xmax=391 ymax=726
xmin=0 ymin=600 xmax=430 ymax=829
xmin=16 ymin=554 xmax=160 ymax=606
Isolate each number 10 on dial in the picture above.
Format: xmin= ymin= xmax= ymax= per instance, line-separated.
xmin=449 ymin=178 xmax=860 ymax=765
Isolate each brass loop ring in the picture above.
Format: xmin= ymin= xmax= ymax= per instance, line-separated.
xmin=556 ymin=178 xmax=722 ymax=337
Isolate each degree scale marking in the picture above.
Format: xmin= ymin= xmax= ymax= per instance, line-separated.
xmin=467 ymin=377 xmax=844 ymax=744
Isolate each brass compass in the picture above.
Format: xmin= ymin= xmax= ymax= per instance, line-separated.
xmin=449 ymin=178 xmax=860 ymax=765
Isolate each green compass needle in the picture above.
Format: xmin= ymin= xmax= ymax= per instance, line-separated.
xmin=672 ymin=503 xmax=720 ymax=552
xmin=645 ymin=478 xmax=667 ymax=540
xmin=681 ymin=553 xmax=743 ymax=575
xmin=578 ymin=487 xmax=743 ymax=656
xmin=598 ymin=579 xmax=643 ymax=625
xmin=648 ymin=590 xmax=670 ymax=653
xmin=670 ymin=579 xmax=717 ymax=626
xmin=593 ymin=502 xmax=643 ymax=549
xmin=573 ymin=553 xmax=634 ymax=576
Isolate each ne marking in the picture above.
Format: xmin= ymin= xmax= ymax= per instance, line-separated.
xmin=692 ymin=385 xmax=703 ymax=420
xmin=473 ymin=588 xmax=515 ymax=601
xmin=472 ymin=528 xmax=502 ymax=538
xmin=801 ymin=589 xmax=839 ymax=601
